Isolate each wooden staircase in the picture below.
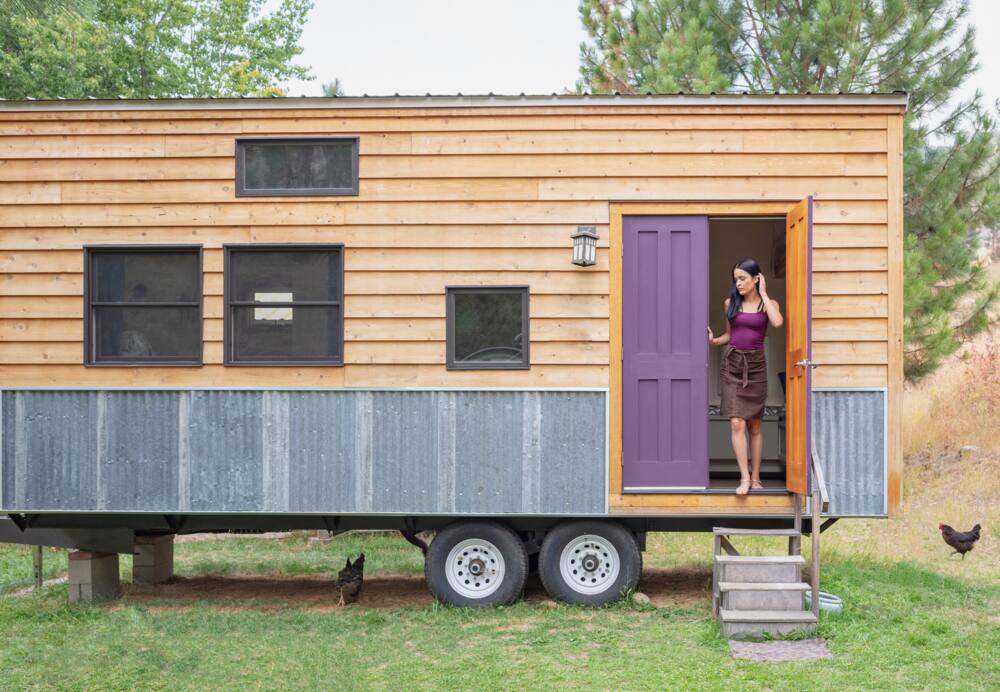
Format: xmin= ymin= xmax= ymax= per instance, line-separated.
xmin=712 ymin=443 xmax=830 ymax=638
xmin=712 ymin=527 xmax=818 ymax=638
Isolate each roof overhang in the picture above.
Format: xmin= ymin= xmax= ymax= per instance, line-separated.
xmin=0 ymin=92 xmax=909 ymax=112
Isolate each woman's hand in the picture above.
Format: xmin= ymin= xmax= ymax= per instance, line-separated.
xmin=756 ymin=272 xmax=768 ymax=297
xmin=707 ymin=326 xmax=715 ymax=346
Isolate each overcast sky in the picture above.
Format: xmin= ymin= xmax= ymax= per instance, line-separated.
xmin=279 ymin=0 xmax=1000 ymax=110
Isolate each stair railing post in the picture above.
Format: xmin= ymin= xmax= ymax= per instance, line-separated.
xmin=793 ymin=492 xmax=802 ymax=546
xmin=811 ymin=483 xmax=821 ymax=618
xmin=712 ymin=533 xmax=721 ymax=618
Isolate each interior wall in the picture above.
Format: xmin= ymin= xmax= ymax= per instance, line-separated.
xmin=707 ymin=218 xmax=787 ymax=407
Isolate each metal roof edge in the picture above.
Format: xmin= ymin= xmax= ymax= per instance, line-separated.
xmin=0 ymin=92 xmax=909 ymax=111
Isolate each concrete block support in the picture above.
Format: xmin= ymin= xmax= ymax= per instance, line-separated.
xmin=133 ymin=535 xmax=175 ymax=585
xmin=68 ymin=551 xmax=121 ymax=602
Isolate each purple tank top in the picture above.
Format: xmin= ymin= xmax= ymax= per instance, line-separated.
xmin=729 ymin=310 xmax=768 ymax=351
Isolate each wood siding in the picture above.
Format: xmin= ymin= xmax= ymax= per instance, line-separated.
xmin=0 ymin=103 xmax=898 ymax=392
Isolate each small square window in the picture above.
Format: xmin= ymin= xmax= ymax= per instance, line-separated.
xmin=235 ymin=138 xmax=359 ymax=197
xmin=84 ymin=246 xmax=203 ymax=365
xmin=446 ymin=286 xmax=529 ymax=370
xmin=225 ymin=245 xmax=344 ymax=365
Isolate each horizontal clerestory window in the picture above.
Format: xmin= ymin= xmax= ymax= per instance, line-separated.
xmin=235 ymin=137 xmax=359 ymax=197
xmin=84 ymin=246 xmax=203 ymax=365
xmin=446 ymin=286 xmax=530 ymax=370
xmin=224 ymin=245 xmax=344 ymax=365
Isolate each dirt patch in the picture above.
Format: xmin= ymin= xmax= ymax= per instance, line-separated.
xmin=126 ymin=572 xmax=433 ymax=611
xmin=122 ymin=566 xmax=710 ymax=612
xmin=638 ymin=567 xmax=711 ymax=607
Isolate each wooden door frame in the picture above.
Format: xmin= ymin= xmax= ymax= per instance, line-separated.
xmin=609 ymin=201 xmax=802 ymax=510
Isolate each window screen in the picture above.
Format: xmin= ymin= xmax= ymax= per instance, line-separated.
xmin=85 ymin=247 xmax=202 ymax=365
xmin=236 ymin=138 xmax=359 ymax=196
xmin=446 ymin=287 xmax=529 ymax=370
xmin=225 ymin=246 xmax=344 ymax=365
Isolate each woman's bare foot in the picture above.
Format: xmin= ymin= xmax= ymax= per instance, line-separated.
xmin=750 ymin=479 xmax=764 ymax=491
xmin=736 ymin=478 xmax=751 ymax=495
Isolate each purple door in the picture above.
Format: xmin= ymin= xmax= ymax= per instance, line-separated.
xmin=623 ymin=216 xmax=709 ymax=491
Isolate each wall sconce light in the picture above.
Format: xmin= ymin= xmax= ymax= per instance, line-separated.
xmin=571 ymin=225 xmax=599 ymax=266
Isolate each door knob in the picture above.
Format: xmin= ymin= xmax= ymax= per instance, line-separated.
xmin=795 ymin=359 xmax=819 ymax=369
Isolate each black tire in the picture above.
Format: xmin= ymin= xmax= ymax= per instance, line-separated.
xmin=424 ymin=520 xmax=528 ymax=607
xmin=538 ymin=520 xmax=642 ymax=606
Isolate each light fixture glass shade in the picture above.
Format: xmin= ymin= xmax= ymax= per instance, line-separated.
xmin=571 ymin=226 xmax=599 ymax=266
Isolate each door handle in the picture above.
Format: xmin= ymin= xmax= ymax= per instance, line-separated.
xmin=795 ymin=359 xmax=820 ymax=369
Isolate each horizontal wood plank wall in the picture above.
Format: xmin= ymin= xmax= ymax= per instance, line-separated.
xmin=0 ymin=104 xmax=896 ymax=394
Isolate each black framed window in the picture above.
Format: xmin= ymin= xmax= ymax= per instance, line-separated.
xmin=235 ymin=137 xmax=359 ymax=197
xmin=225 ymin=245 xmax=344 ymax=365
xmin=446 ymin=286 xmax=529 ymax=370
xmin=84 ymin=246 xmax=202 ymax=365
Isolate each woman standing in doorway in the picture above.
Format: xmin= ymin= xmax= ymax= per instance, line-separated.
xmin=707 ymin=259 xmax=784 ymax=495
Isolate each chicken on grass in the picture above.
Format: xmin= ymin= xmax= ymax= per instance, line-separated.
xmin=938 ymin=524 xmax=981 ymax=559
xmin=335 ymin=553 xmax=365 ymax=605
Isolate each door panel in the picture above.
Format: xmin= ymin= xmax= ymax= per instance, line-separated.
xmin=622 ymin=216 xmax=709 ymax=490
xmin=785 ymin=197 xmax=813 ymax=495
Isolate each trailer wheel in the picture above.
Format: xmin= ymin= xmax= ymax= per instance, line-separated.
xmin=424 ymin=520 xmax=528 ymax=607
xmin=538 ymin=521 xmax=641 ymax=606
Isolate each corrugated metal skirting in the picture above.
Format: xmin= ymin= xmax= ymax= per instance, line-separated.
xmin=1 ymin=390 xmax=607 ymax=515
xmin=812 ymin=390 xmax=887 ymax=516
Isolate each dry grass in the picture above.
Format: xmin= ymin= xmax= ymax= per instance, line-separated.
xmin=903 ymin=331 xmax=1000 ymax=456
xmin=823 ymin=448 xmax=998 ymax=583
xmin=821 ymin=319 xmax=1000 ymax=583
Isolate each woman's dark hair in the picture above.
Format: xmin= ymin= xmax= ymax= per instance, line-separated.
xmin=726 ymin=258 xmax=762 ymax=321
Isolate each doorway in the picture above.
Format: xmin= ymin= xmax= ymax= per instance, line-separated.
xmin=707 ymin=218 xmax=787 ymax=493
xmin=617 ymin=200 xmax=812 ymax=496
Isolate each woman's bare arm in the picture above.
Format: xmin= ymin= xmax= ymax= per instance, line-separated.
xmin=757 ymin=275 xmax=784 ymax=328
xmin=708 ymin=299 xmax=732 ymax=346
xmin=763 ymin=298 xmax=783 ymax=328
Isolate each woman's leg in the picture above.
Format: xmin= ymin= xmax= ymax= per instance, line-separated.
xmin=748 ymin=418 xmax=763 ymax=486
xmin=729 ymin=417 xmax=750 ymax=494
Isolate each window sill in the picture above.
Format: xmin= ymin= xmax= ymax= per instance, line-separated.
xmin=446 ymin=364 xmax=531 ymax=371
xmin=223 ymin=360 xmax=345 ymax=367
xmin=85 ymin=361 xmax=204 ymax=367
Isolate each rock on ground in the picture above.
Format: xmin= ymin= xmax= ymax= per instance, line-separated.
xmin=729 ymin=638 xmax=832 ymax=662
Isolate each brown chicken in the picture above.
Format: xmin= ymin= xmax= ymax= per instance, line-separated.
xmin=939 ymin=524 xmax=981 ymax=559
xmin=335 ymin=553 xmax=365 ymax=605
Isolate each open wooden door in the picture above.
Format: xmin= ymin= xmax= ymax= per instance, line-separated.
xmin=785 ymin=197 xmax=813 ymax=495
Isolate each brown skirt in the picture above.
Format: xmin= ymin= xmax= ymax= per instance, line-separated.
xmin=720 ymin=347 xmax=768 ymax=420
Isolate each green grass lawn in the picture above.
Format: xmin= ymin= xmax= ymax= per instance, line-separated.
xmin=1 ymin=530 xmax=997 ymax=690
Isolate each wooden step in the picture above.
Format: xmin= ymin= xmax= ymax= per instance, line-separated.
xmin=719 ymin=609 xmax=818 ymax=638
xmin=715 ymin=555 xmax=804 ymax=564
xmin=718 ymin=582 xmax=810 ymax=591
xmin=713 ymin=527 xmax=800 ymax=537
xmin=720 ymin=609 xmax=818 ymax=622
xmin=719 ymin=582 xmax=809 ymax=611
xmin=716 ymin=555 xmax=803 ymax=584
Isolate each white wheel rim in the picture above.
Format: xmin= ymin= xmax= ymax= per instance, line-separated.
xmin=445 ymin=538 xmax=506 ymax=599
xmin=559 ymin=534 xmax=620 ymax=595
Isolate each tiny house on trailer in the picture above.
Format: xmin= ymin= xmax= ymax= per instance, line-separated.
xmin=0 ymin=93 xmax=905 ymax=610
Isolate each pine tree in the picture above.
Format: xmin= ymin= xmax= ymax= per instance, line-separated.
xmin=579 ymin=0 xmax=1000 ymax=380
xmin=322 ymin=79 xmax=345 ymax=97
